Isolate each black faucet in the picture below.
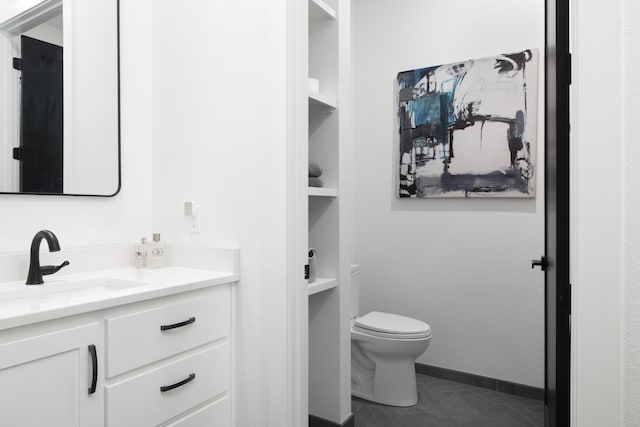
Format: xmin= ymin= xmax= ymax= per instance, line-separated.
xmin=26 ymin=230 xmax=70 ymax=285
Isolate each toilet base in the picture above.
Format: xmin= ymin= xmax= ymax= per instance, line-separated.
xmin=351 ymin=339 xmax=425 ymax=407
xmin=351 ymin=358 xmax=419 ymax=407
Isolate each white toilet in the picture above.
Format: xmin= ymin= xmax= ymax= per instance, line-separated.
xmin=350 ymin=265 xmax=432 ymax=407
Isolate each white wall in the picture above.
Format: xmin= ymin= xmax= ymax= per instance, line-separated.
xmin=623 ymin=0 xmax=640 ymax=424
xmin=150 ymin=1 xmax=289 ymax=426
xmin=571 ymin=0 xmax=624 ymax=425
xmin=0 ymin=0 xmax=152 ymax=252
xmin=352 ymin=0 xmax=545 ymax=387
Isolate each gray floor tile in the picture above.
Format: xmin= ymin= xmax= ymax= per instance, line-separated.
xmin=352 ymin=374 xmax=544 ymax=427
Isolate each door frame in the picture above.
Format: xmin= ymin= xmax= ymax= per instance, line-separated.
xmin=546 ymin=0 xmax=571 ymax=425
xmin=286 ymin=0 xmax=310 ymax=425
xmin=284 ymin=1 xmax=584 ymax=426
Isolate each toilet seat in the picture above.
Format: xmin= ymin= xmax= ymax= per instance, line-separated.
xmin=354 ymin=311 xmax=432 ymax=340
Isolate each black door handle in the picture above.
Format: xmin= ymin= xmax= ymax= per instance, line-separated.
xmin=160 ymin=373 xmax=196 ymax=392
xmin=88 ymin=344 xmax=97 ymax=394
xmin=531 ymin=256 xmax=547 ymax=271
xmin=160 ymin=317 xmax=196 ymax=331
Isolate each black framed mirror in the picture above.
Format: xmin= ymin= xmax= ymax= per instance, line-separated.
xmin=0 ymin=0 xmax=120 ymax=196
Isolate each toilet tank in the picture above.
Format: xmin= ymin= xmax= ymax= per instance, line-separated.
xmin=350 ymin=264 xmax=360 ymax=319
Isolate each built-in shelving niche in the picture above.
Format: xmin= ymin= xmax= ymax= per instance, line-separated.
xmin=304 ymin=0 xmax=351 ymax=424
xmin=308 ymin=196 xmax=339 ymax=280
xmin=309 ymin=102 xmax=338 ymax=191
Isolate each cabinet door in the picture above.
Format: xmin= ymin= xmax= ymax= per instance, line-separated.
xmin=0 ymin=322 xmax=102 ymax=427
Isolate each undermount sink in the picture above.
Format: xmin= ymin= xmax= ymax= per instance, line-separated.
xmin=0 ymin=277 xmax=144 ymax=302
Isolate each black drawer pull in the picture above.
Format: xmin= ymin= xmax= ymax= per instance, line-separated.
xmin=160 ymin=373 xmax=196 ymax=392
xmin=160 ymin=316 xmax=196 ymax=331
xmin=88 ymin=344 xmax=98 ymax=394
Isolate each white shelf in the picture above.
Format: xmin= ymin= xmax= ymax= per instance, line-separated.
xmin=309 ymin=0 xmax=336 ymax=23
xmin=308 ymin=277 xmax=338 ymax=295
xmin=309 ymin=90 xmax=337 ymax=110
xmin=308 ymin=187 xmax=338 ymax=197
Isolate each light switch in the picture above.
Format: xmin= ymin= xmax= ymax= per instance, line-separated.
xmin=184 ymin=201 xmax=201 ymax=233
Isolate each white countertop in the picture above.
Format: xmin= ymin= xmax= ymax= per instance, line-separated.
xmin=0 ymin=266 xmax=239 ymax=331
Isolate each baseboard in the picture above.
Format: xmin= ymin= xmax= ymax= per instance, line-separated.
xmin=309 ymin=413 xmax=355 ymax=427
xmin=415 ymin=362 xmax=544 ymax=401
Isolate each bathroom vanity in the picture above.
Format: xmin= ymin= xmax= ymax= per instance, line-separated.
xmin=0 ymin=246 xmax=238 ymax=427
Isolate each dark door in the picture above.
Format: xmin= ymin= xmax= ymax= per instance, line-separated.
xmin=18 ymin=35 xmax=63 ymax=193
xmin=541 ymin=0 xmax=571 ymax=425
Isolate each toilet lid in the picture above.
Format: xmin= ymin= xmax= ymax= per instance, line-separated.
xmin=355 ymin=311 xmax=431 ymax=337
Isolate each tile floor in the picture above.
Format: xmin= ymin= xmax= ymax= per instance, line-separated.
xmin=352 ymin=374 xmax=544 ymax=427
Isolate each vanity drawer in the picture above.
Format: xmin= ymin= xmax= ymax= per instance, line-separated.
xmin=164 ymin=395 xmax=231 ymax=427
xmin=106 ymin=343 xmax=230 ymax=427
xmin=106 ymin=286 xmax=230 ymax=377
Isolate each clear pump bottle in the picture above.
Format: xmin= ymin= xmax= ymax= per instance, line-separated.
xmin=135 ymin=237 xmax=148 ymax=268
xmin=147 ymin=233 xmax=166 ymax=268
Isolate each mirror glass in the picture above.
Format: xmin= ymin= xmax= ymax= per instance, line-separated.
xmin=0 ymin=0 xmax=119 ymax=196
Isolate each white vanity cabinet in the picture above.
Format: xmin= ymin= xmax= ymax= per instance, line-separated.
xmin=0 ymin=321 xmax=103 ymax=427
xmin=0 ymin=282 xmax=233 ymax=427
xmin=104 ymin=284 xmax=232 ymax=427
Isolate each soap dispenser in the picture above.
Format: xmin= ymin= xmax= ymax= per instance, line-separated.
xmin=135 ymin=237 xmax=149 ymax=268
xmin=147 ymin=233 xmax=166 ymax=268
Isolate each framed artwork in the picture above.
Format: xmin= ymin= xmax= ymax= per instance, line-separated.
xmin=397 ymin=49 xmax=539 ymax=198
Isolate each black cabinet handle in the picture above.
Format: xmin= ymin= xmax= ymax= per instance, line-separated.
xmin=160 ymin=316 xmax=196 ymax=331
xmin=88 ymin=344 xmax=97 ymax=394
xmin=160 ymin=373 xmax=196 ymax=392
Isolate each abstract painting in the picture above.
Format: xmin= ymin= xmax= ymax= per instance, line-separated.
xmin=397 ymin=49 xmax=539 ymax=198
